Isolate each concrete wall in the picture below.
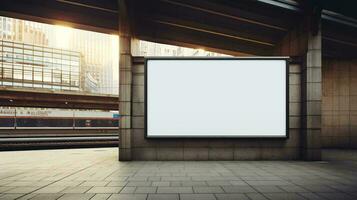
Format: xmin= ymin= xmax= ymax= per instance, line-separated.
xmin=130 ymin=57 xmax=302 ymax=160
xmin=322 ymin=59 xmax=357 ymax=148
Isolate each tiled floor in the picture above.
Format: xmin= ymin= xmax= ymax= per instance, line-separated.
xmin=0 ymin=148 xmax=357 ymax=200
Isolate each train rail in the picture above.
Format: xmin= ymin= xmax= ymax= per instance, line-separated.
xmin=0 ymin=135 xmax=118 ymax=150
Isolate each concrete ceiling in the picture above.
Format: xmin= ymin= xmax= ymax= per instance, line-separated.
xmin=0 ymin=0 xmax=356 ymax=57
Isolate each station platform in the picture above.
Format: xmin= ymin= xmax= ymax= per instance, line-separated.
xmin=1 ymin=148 xmax=357 ymax=200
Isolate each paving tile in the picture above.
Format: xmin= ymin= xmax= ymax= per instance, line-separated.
xmin=193 ymin=186 xmax=224 ymax=193
xmin=50 ymin=181 xmax=83 ymax=187
xmin=152 ymin=181 xmax=170 ymax=186
xmin=245 ymin=193 xmax=269 ymax=200
xmin=0 ymin=187 xmax=15 ymax=193
xmin=33 ymin=186 xmax=67 ymax=193
xmin=246 ymin=180 xmax=293 ymax=186
xmin=107 ymin=181 xmax=128 ymax=187
xmin=16 ymin=193 xmax=38 ymax=200
xmin=263 ymin=193 xmax=306 ymax=200
xmin=57 ymin=193 xmax=95 ymax=200
xmin=279 ymin=185 xmax=309 ymax=192
xmin=215 ymin=194 xmax=249 ymax=200
xmin=253 ymin=186 xmax=285 ymax=193
xmin=180 ymin=194 xmax=216 ymax=200
xmin=126 ymin=181 xmax=151 ymax=187
xmin=170 ymin=182 xmax=181 ymax=187
xmin=0 ymin=194 xmax=24 ymax=200
xmin=162 ymin=177 xmax=191 ymax=181
xmin=86 ymin=186 xmax=122 ymax=193
xmin=181 ymin=181 xmax=207 ymax=186
xmin=302 ymin=185 xmax=339 ymax=193
xmin=3 ymin=186 xmax=40 ymax=194
xmin=2 ymin=149 xmax=357 ymax=200
xmin=134 ymin=186 xmax=157 ymax=193
xmin=120 ymin=187 xmax=136 ymax=193
xmin=315 ymin=192 xmax=356 ymax=200
xmin=60 ymin=186 xmax=92 ymax=193
xmin=229 ymin=181 xmax=248 ymax=186
xmin=157 ymin=187 xmax=193 ymax=193
xmin=107 ymin=194 xmax=147 ymax=200
xmin=221 ymin=186 xmax=256 ymax=193
xmin=207 ymin=181 xmax=232 ymax=186
xmin=90 ymin=194 xmax=111 ymax=200
xmin=30 ymin=193 xmax=64 ymax=200
xmin=297 ymin=192 xmax=326 ymax=200
xmin=147 ymin=194 xmax=179 ymax=200
xmin=147 ymin=177 xmax=161 ymax=182
xmin=80 ymin=181 xmax=108 ymax=187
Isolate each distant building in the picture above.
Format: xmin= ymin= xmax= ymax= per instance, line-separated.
xmin=0 ymin=40 xmax=81 ymax=91
xmin=0 ymin=17 xmax=49 ymax=46
xmin=0 ymin=16 xmax=119 ymax=95
xmin=137 ymin=40 xmax=228 ymax=57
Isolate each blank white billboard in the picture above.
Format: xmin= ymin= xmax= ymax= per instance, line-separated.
xmin=146 ymin=58 xmax=288 ymax=138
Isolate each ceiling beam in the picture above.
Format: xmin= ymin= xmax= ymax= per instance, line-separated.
xmin=158 ymin=0 xmax=289 ymax=31
xmin=0 ymin=0 xmax=118 ymax=34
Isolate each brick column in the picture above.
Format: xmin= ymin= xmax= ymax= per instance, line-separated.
xmin=118 ymin=0 xmax=132 ymax=161
xmin=301 ymin=10 xmax=322 ymax=160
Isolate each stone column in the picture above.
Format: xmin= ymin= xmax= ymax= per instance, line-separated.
xmin=301 ymin=7 xmax=322 ymax=160
xmin=118 ymin=0 xmax=132 ymax=161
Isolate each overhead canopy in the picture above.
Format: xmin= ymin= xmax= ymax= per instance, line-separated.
xmin=0 ymin=0 xmax=356 ymax=57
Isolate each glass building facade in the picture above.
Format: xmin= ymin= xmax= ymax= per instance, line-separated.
xmin=0 ymin=40 xmax=81 ymax=91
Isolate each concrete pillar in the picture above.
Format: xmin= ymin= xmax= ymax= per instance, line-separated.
xmin=301 ymin=8 xmax=322 ymax=160
xmin=118 ymin=0 xmax=132 ymax=161
xmin=273 ymin=4 xmax=322 ymax=160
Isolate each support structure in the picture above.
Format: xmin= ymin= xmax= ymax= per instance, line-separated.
xmin=274 ymin=4 xmax=322 ymax=160
xmin=118 ymin=0 xmax=132 ymax=161
xmin=301 ymin=7 xmax=322 ymax=160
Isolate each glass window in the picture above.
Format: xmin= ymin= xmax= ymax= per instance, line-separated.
xmin=62 ymin=74 xmax=70 ymax=85
xmin=24 ymin=70 xmax=32 ymax=80
xmin=3 ymin=81 xmax=13 ymax=86
xmin=34 ymin=84 xmax=42 ymax=88
xmin=3 ymin=68 xmax=13 ymax=78
xmin=14 ymin=43 xmax=22 ymax=48
xmin=3 ymin=47 xmax=12 ymax=52
xmin=53 ymin=73 xmax=61 ymax=83
xmin=23 ymin=65 xmax=32 ymax=71
xmin=34 ymin=70 xmax=42 ymax=81
xmin=14 ymin=48 xmax=22 ymax=53
xmin=43 ymin=84 xmax=52 ymax=89
xmin=44 ymin=52 xmax=52 ymax=57
xmin=43 ymin=72 xmax=52 ymax=82
xmin=70 ymin=60 xmax=79 ymax=66
xmin=34 ymin=51 xmax=42 ymax=56
xmin=62 ymin=54 xmax=69 ymax=60
xmin=34 ymin=56 xmax=43 ymax=62
xmin=24 ymin=44 xmax=33 ymax=50
xmin=23 ymin=83 xmax=33 ymax=87
xmin=34 ymin=46 xmax=42 ymax=51
xmin=62 ymin=59 xmax=70 ymax=65
xmin=53 ymin=49 xmax=61 ymax=54
xmin=13 ymin=82 xmax=22 ymax=87
xmin=53 ymin=53 xmax=61 ymax=58
xmin=14 ymin=70 xmax=22 ymax=79
xmin=62 ymin=65 xmax=69 ymax=71
xmin=13 ymin=64 xmax=22 ymax=70
xmin=44 ymin=57 xmax=52 ymax=63
xmin=24 ymin=49 xmax=33 ymax=55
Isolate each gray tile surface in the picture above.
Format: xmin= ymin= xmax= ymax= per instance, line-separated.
xmin=0 ymin=148 xmax=357 ymax=200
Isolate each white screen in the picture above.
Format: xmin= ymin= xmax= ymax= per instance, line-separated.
xmin=146 ymin=59 xmax=287 ymax=138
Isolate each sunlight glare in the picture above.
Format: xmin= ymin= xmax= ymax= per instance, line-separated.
xmin=54 ymin=25 xmax=72 ymax=49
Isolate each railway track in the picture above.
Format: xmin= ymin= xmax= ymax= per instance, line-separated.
xmin=0 ymin=135 xmax=118 ymax=150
